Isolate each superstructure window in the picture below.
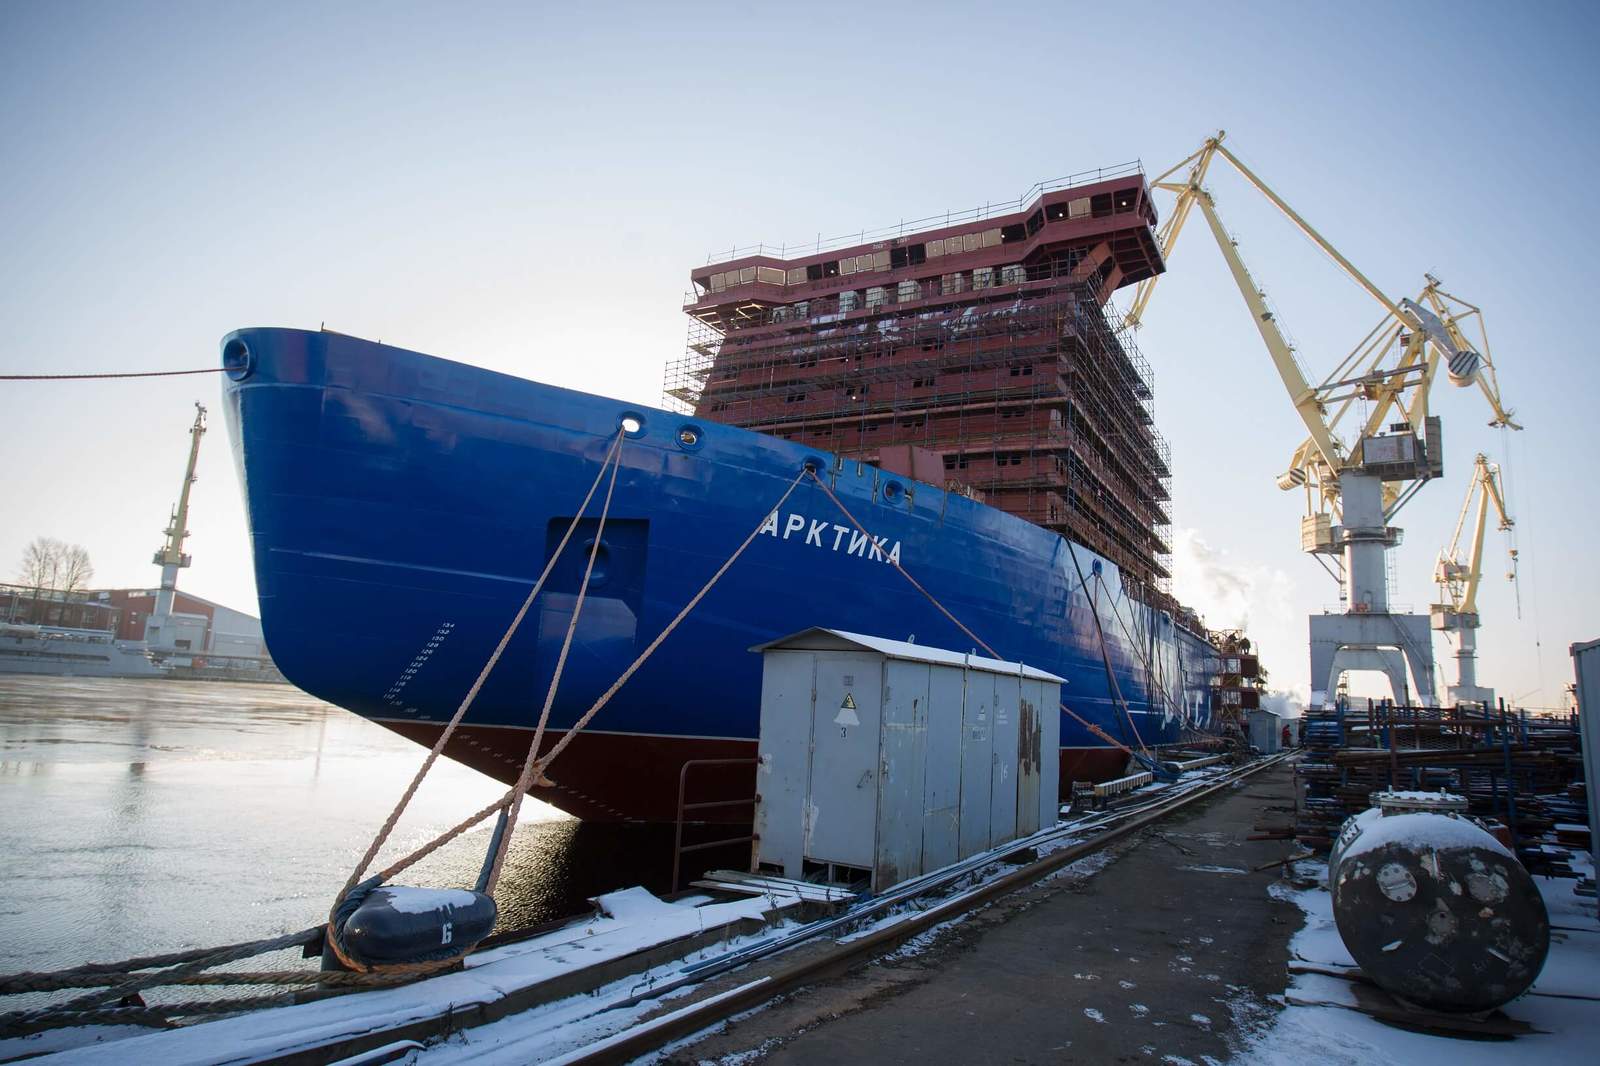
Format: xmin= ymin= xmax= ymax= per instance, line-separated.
xmin=890 ymin=244 xmax=927 ymax=269
xmin=1000 ymin=223 xmax=1026 ymax=244
xmin=786 ymin=393 xmax=805 ymax=403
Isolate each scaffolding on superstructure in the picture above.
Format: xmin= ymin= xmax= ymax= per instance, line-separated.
xmin=665 ymin=259 xmax=1174 ymax=601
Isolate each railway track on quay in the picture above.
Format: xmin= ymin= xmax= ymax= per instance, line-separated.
xmin=417 ymin=751 xmax=1298 ymax=1066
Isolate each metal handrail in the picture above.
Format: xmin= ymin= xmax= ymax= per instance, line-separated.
xmin=700 ymin=162 xmax=1146 ymax=263
xmin=671 ymin=757 xmax=759 ymax=894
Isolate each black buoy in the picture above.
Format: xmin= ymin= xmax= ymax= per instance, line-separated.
xmin=1329 ymin=807 xmax=1549 ymax=1013
xmin=335 ymin=886 xmax=498 ymax=969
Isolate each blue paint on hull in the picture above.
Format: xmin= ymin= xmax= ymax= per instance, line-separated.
xmin=222 ymin=328 xmax=1219 ymax=819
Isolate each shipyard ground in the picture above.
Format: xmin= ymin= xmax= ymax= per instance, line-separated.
xmin=664 ymin=762 xmax=1301 ymax=1065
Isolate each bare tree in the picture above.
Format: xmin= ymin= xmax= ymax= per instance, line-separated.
xmin=18 ymin=537 xmax=62 ymax=591
xmin=58 ymin=544 xmax=94 ymax=593
xmin=17 ymin=538 xmax=93 ymax=592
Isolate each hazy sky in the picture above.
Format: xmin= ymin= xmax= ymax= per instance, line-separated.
xmin=2 ymin=1 xmax=1595 ymax=709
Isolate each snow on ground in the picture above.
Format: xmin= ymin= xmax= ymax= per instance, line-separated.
xmin=23 ymin=890 xmax=789 ymax=1066
xmin=1235 ymin=853 xmax=1600 ymax=1065
xmin=0 ymin=1027 xmax=153 ymax=1062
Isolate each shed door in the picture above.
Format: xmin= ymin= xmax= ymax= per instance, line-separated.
xmin=989 ymin=672 xmax=1021 ymax=846
xmin=921 ymin=664 xmax=964 ymax=873
xmin=1015 ymin=680 xmax=1044 ymax=837
xmin=806 ymin=653 xmax=883 ymax=869
xmin=755 ymin=651 xmax=818 ymax=880
xmin=958 ymin=670 xmax=994 ymax=860
xmin=875 ymin=660 xmax=930 ymax=889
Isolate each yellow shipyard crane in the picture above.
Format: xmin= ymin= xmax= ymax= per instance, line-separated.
xmin=1431 ymin=454 xmax=1517 ymax=707
xmin=1129 ymin=132 xmax=1521 ymax=708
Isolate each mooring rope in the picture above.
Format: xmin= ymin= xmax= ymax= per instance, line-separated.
xmin=335 ymin=463 xmax=810 ymax=904
xmin=525 ymin=466 xmax=810 ymax=778
xmin=1096 ymin=571 xmax=1198 ymax=729
xmin=481 ymin=435 xmax=626 ymax=896
xmin=0 ymin=367 xmax=225 ymax=381
xmin=805 ymin=469 xmax=1138 ymax=757
xmin=0 ymin=927 xmax=320 ymax=1036
xmin=335 ymin=428 xmax=627 ymax=906
xmin=1062 ymin=537 xmax=1155 ymax=759
xmin=323 ymin=431 xmax=632 ymax=974
xmin=0 ymin=430 xmax=635 ymax=1021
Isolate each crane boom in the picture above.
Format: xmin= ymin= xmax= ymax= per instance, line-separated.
xmin=1190 ymin=190 xmax=1343 ymax=470
xmin=1441 ymin=454 xmax=1514 ymax=617
xmin=1130 ymin=131 xmax=1526 ymax=710
xmin=1209 ymin=141 xmax=1407 ymax=324
xmin=1432 ymin=454 xmax=1516 ymax=706
xmin=154 ymin=403 xmax=207 ymax=570
xmin=145 ymin=403 xmax=207 ymax=653
xmin=1130 ymin=133 xmax=1520 ymax=502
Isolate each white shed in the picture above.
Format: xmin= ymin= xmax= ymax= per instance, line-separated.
xmin=750 ymin=628 xmax=1062 ymax=891
xmin=1248 ymin=707 xmax=1284 ymax=754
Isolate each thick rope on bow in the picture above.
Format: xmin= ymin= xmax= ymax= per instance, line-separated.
xmin=325 ymin=430 xmax=627 ymax=971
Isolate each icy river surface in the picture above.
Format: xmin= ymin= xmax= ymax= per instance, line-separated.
xmin=0 ymin=676 xmax=682 ymax=975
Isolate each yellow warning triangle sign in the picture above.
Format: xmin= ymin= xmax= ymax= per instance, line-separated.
xmin=841 ymin=693 xmax=857 ymax=710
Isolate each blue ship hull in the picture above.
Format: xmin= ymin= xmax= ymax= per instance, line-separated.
xmin=221 ymin=328 xmax=1220 ymax=821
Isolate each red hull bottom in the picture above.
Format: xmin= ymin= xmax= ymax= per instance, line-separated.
xmin=379 ymin=720 xmax=1204 ymax=823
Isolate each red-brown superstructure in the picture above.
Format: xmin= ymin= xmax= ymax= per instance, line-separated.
xmin=668 ymin=165 xmax=1176 ymax=602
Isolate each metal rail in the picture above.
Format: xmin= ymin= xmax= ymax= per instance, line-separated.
xmin=560 ymin=751 xmax=1294 ymax=1064
xmin=671 ymin=758 xmax=759 ymax=894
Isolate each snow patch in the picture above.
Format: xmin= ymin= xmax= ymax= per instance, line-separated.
xmin=1235 ymin=858 xmax=1600 ymax=1065
xmin=379 ymin=887 xmax=482 ymax=915
xmin=1339 ymin=811 xmax=1512 ymax=864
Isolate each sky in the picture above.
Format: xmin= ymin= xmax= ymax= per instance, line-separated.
xmin=1 ymin=0 xmax=1596 ymax=710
